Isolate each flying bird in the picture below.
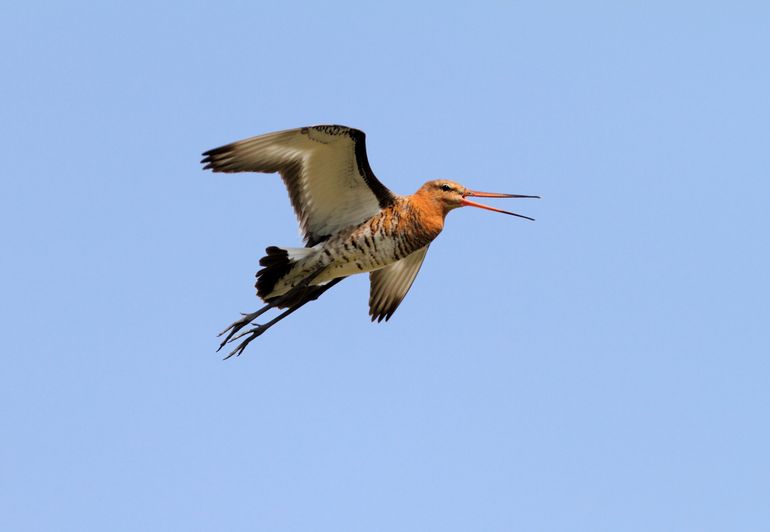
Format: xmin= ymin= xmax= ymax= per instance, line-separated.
xmin=202 ymin=125 xmax=538 ymax=358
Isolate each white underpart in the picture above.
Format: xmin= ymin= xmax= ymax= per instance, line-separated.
xmin=283 ymin=246 xmax=318 ymax=261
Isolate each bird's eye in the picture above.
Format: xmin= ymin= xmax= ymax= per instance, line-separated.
xmin=440 ymin=184 xmax=452 ymax=192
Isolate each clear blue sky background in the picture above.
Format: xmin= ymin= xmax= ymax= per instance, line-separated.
xmin=2 ymin=1 xmax=769 ymax=531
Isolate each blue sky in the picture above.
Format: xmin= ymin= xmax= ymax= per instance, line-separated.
xmin=2 ymin=1 xmax=769 ymax=531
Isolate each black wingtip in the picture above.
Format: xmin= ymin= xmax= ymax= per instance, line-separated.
xmin=201 ymin=143 xmax=237 ymax=172
xmin=200 ymin=152 xmax=215 ymax=170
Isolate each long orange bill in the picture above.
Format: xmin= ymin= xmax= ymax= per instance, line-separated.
xmin=461 ymin=190 xmax=540 ymax=221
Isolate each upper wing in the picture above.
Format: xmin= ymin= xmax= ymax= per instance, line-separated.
xmin=369 ymin=245 xmax=430 ymax=322
xmin=201 ymin=125 xmax=397 ymax=246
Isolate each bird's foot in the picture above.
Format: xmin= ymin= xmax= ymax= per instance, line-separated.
xmin=221 ymin=323 xmax=270 ymax=360
xmin=217 ymin=309 xmax=269 ymax=350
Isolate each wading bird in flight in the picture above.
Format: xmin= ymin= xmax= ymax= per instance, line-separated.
xmin=202 ymin=125 xmax=538 ymax=358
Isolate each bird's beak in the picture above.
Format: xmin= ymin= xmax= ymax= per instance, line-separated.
xmin=461 ymin=190 xmax=540 ymax=221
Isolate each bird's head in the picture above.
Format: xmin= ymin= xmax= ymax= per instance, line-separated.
xmin=419 ymin=179 xmax=539 ymax=220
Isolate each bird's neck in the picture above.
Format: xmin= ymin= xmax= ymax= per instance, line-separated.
xmin=407 ymin=189 xmax=446 ymax=237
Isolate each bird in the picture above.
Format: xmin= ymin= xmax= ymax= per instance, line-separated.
xmin=202 ymin=125 xmax=539 ymax=358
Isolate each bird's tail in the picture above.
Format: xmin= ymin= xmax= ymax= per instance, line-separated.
xmin=256 ymin=246 xmax=317 ymax=302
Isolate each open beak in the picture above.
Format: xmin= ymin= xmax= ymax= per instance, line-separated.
xmin=461 ymin=190 xmax=540 ymax=221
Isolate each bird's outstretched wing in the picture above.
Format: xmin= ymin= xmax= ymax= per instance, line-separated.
xmin=202 ymin=125 xmax=397 ymax=246
xmin=369 ymin=246 xmax=430 ymax=322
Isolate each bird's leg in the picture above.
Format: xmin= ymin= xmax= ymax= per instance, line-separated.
xmin=217 ymin=268 xmax=327 ymax=348
xmin=216 ymin=266 xmax=331 ymax=353
xmin=222 ymin=303 xmax=306 ymax=359
xmin=216 ymin=304 xmax=274 ymax=349
xmin=219 ymin=277 xmax=345 ymax=359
